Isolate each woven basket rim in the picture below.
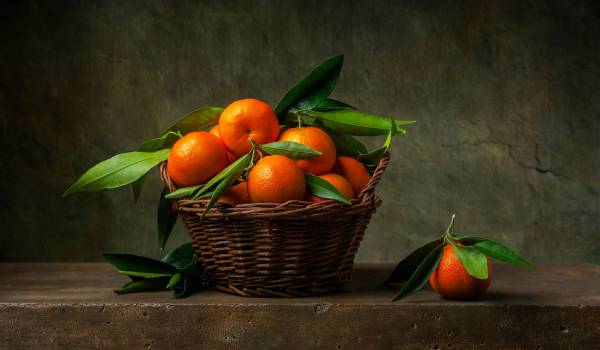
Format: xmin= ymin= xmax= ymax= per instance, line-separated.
xmin=160 ymin=153 xmax=390 ymax=216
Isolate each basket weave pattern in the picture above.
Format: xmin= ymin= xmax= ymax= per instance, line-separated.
xmin=160 ymin=154 xmax=390 ymax=297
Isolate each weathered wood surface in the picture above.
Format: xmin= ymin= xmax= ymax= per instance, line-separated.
xmin=1 ymin=263 xmax=599 ymax=349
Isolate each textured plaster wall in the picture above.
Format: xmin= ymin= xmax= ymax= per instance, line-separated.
xmin=1 ymin=0 xmax=598 ymax=262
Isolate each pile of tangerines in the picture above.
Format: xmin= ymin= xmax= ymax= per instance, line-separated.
xmin=167 ymin=98 xmax=371 ymax=205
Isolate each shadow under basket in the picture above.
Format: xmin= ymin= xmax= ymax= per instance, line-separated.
xmin=160 ymin=154 xmax=390 ymax=297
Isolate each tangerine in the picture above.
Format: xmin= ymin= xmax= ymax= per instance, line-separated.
xmin=429 ymin=244 xmax=492 ymax=300
xmin=208 ymin=124 xmax=237 ymax=164
xmin=247 ymin=155 xmax=305 ymax=203
xmin=218 ymin=99 xmax=280 ymax=156
xmin=209 ymin=124 xmax=220 ymax=137
xmin=225 ymin=150 xmax=237 ymax=165
xmin=307 ymin=173 xmax=354 ymax=203
xmin=278 ymin=127 xmax=336 ymax=175
xmin=332 ymin=156 xmax=371 ymax=195
xmin=167 ymin=132 xmax=228 ymax=187
xmin=218 ymin=181 xmax=249 ymax=205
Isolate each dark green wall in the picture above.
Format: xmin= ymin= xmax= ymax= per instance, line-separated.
xmin=1 ymin=0 xmax=598 ymax=262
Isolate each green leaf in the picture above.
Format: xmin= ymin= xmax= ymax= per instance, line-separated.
xmin=275 ymin=55 xmax=344 ymax=116
xmin=459 ymin=238 xmax=530 ymax=265
xmin=137 ymin=134 xmax=173 ymax=153
xmin=452 ymin=244 xmax=489 ymax=279
xmin=173 ymin=269 xmax=210 ymax=298
xmin=173 ymin=277 xmax=194 ymax=298
xmin=102 ymin=253 xmax=176 ymax=278
xmin=63 ymin=149 xmax=171 ymax=196
xmin=114 ymin=278 xmax=170 ymax=295
xmin=260 ymin=141 xmax=321 ymax=159
xmin=130 ymin=174 xmax=146 ymax=203
xmin=320 ymin=125 xmax=367 ymax=157
xmin=160 ymin=107 xmax=223 ymax=146
xmin=357 ymin=117 xmax=395 ymax=166
xmin=202 ymin=156 xmax=250 ymax=214
xmin=164 ymin=185 xmax=202 ymax=199
xmin=304 ymin=173 xmax=352 ymax=205
xmin=192 ymin=152 xmax=251 ymax=200
xmin=309 ymin=109 xmax=414 ymax=136
xmin=132 ymin=139 xmax=170 ymax=204
xmin=157 ymin=188 xmax=178 ymax=249
xmin=166 ymin=273 xmax=183 ymax=289
xmin=290 ymin=96 xmax=356 ymax=112
xmin=162 ymin=242 xmax=196 ymax=269
xmin=392 ymin=243 xmax=443 ymax=301
xmin=385 ymin=238 xmax=444 ymax=285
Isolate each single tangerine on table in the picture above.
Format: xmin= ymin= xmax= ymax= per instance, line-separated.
xmin=332 ymin=156 xmax=372 ymax=195
xmin=167 ymin=131 xmax=228 ymax=187
xmin=278 ymin=126 xmax=336 ymax=175
xmin=307 ymin=173 xmax=354 ymax=203
xmin=429 ymin=244 xmax=492 ymax=300
xmin=218 ymin=181 xmax=250 ymax=205
xmin=247 ymin=155 xmax=306 ymax=203
xmin=218 ymin=99 xmax=280 ymax=156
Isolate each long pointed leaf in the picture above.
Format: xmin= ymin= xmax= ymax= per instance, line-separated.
xmin=161 ymin=107 xmax=223 ymax=145
xmin=385 ymin=238 xmax=444 ymax=285
xmin=358 ymin=117 xmax=396 ymax=166
xmin=192 ymin=153 xmax=251 ymax=199
xmin=309 ymin=109 xmax=414 ymax=136
xmin=63 ymin=149 xmax=171 ymax=196
xmin=164 ymin=185 xmax=202 ymax=199
xmin=275 ymin=55 xmax=344 ymax=116
xmin=130 ymin=139 xmax=165 ymax=202
xmin=291 ymin=96 xmax=355 ymax=113
xmin=202 ymin=154 xmax=251 ymax=214
xmin=260 ymin=141 xmax=321 ymax=159
xmin=162 ymin=242 xmax=196 ymax=269
xmin=320 ymin=125 xmax=367 ymax=156
xmin=102 ymin=253 xmax=176 ymax=278
xmin=157 ymin=188 xmax=178 ymax=249
xmin=467 ymin=239 xmax=530 ymax=265
xmin=166 ymin=273 xmax=183 ymax=289
xmin=305 ymin=174 xmax=351 ymax=205
xmin=130 ymin=174 xmax=146 ymax=202
xmin=392 ymin=244 xmax=443 ymax=301
xmin=452 ymin=244 xmax=489 ymax=279
xmin=114 ymin=278 xmax=170 ymax=295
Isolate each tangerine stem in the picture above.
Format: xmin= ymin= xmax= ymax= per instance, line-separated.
xmin=445 ymin=214 xmax=456 ymax=236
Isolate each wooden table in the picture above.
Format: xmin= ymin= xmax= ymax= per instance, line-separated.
xmin=1 ymin=263 xmax=599 ymax=349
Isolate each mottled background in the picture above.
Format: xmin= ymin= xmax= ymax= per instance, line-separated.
xmin=1 ymin=0 xmax=598 ymax=262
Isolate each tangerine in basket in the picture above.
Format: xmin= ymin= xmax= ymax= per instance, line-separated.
xmin=307 ymin=173 xmax=354 ymax=203
xmin=209 ymin=124 xmax=220 ymax=137
xmin=429 ymin=244 xmax=492 ymax=300
xmin=208 ymin=124 xmax=237 ymax=164
xmin=218 ymin=99 xmax=280 ymax=156
xmin=218 ymin=181 xmax=250 ymax=205
xmin=167 ymin=131 xmax=228 ymax=187
xmin=225 ymin=150 xmax=237 ymax=165
xmin=278 ymin=126 xmax=336 ymax=175
xmin=332 ymin=156 xmax=372 ymax=195
xmin=247 ymin=155 xmax=305 ymax=203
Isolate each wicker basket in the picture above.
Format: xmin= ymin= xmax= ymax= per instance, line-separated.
xmin=160 ymin=153 xmax=390 ymax=297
